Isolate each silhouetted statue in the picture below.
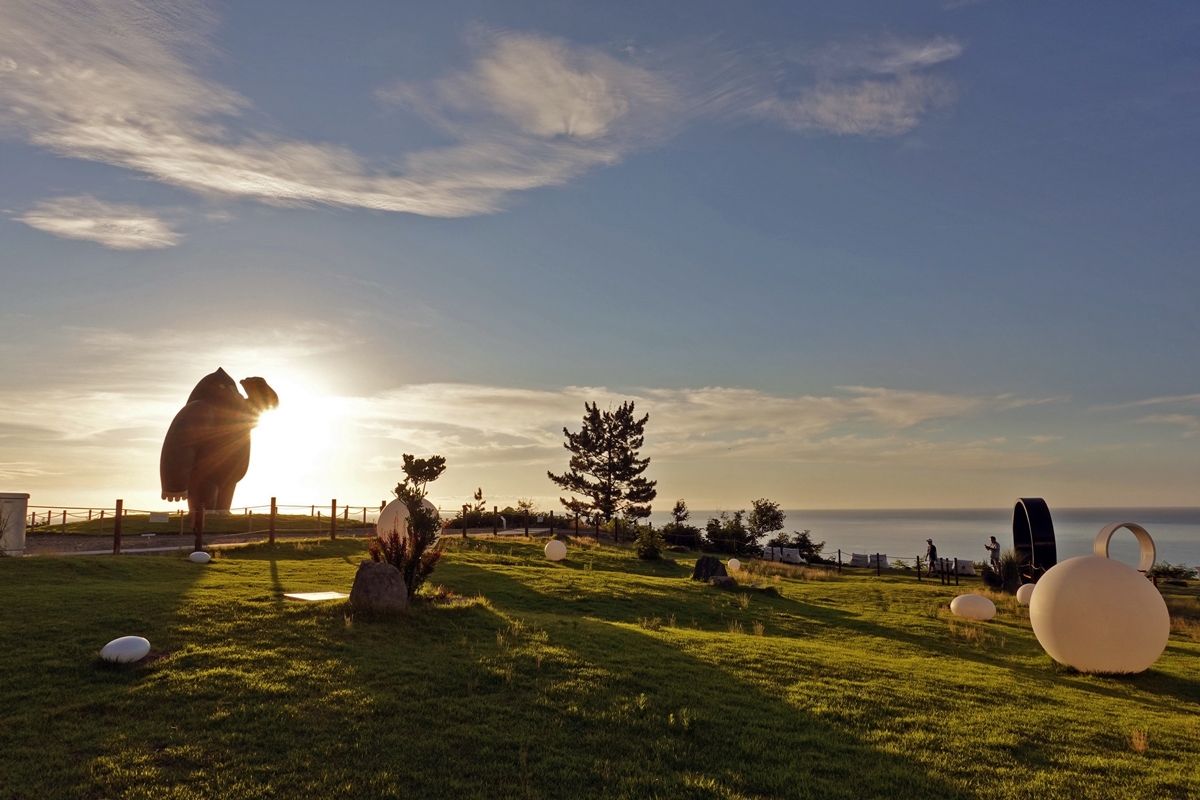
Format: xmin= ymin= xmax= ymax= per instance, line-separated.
xmin=160 ymin=368 xmax=279 ymax=526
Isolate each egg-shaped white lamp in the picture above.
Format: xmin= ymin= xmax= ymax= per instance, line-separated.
xmin=376 ymin=498 xmax=440 ymax=541
xmin=950 ymin=594 xmax=996 ymax=621
xmin=544 ymin=539 xmax=566 ymax=562
xmin=189 ymin=550 xmax=211 ymax=564
xmin=1030 ymin=555 xmax=1169 ymax=674
xmin=101 ymin=636 xmax=151 ymax=664
xmin=1015 ymin=583 xmax=1035 ymax=606
xmin=727 ymin=558 xmax=741 ymax=572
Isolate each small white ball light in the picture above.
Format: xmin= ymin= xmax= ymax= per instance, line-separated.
xmin=1030 ymin=556 xmax=1169 ymax=674
xmin=1015 ymin=583 xmax=1035 ymax=606
xmin=544 ymin=539 xmax=566 ymax=562
xmin=376 ymin=498 xmax=441 ymax=541
xmin=101 ymin=636 xmax=151 ymax=664
xmin=727 ymin=558 xmax=741 ymax=572
xmin=950 ymin=594 xmax=996 ymax=621
xmin=189 ymin=551 xmax=211 ymax=564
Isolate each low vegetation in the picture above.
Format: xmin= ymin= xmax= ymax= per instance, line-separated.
xmin=1 ymin=538 xmax=1198 ymax=798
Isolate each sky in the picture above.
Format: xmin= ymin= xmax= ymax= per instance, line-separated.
xmin=1 ymin=0 xmax=1199 ymax=514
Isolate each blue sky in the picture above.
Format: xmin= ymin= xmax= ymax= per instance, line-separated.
xmin=2 ymin=0 xmax=1198 ymax=512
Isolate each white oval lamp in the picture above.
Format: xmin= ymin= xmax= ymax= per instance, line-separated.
xmin=376 ymin=498 xmax=440 ymax=541
xmin=1030 ymin=555 xmax=1168 ymax=673
xmin=101 ymin=636 xmax=151 ymax=664
xmin=950 ymin=594 xmax=996 ymax=621
xmin=544 ymin=539 xmax=566 ymax=562
xmin=1015 ymin=583 xmax=1035 ymax=606
xmin=727 ymin=558 xmax=741 ymax=572
xmin=189 ymin=551 xmax=211 ymax=564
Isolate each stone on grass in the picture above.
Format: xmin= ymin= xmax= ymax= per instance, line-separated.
xmin=544 ymin=539 xmax=567 ymax=562
xmin=950 ymin=594 xmax=996 ymax=621
xmin=1016 ymin=583 xmax=1035 ymax=606
xmin=101 ymin=636 xmax=151 ymax=664
xmin=709 ymin=575 xmax=738 ymax=589
xmin=692 ymin=555 xmax=728 ymax=581
xmin=727 ymin=558 xmax=741 ymax=572
xmin=189 ymin=551 xmax=211 ymax=564
xmin=349 ymin=561 xmax=407 ymax=612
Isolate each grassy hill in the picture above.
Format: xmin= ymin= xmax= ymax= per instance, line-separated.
xmin=1 ymin=538 xmax=1197 ymax=799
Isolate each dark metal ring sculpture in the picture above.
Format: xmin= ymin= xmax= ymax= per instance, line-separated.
xmin=1013 ymin=497 xmax=1057 ymax=582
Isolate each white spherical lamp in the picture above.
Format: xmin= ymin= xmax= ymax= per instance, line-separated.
xmin=1015 ymin=583 xmax=1035 ymax=606
xmin=950 ymin=594 xmax=996 ymax=621
xmin=376 ymin=498 xmax=440 ymax=541
xmin=101 ymin=636 xmax=151 ymax=664
xmin=189 ymin=550 xmax=211 ymax=564
xmin=544 ymin=539 xmax=566 ymax=562
xmin=727 ymin=558 xmax=741 ymax=572
xmin=1030 ymin=555 xmax=1168 ymax=673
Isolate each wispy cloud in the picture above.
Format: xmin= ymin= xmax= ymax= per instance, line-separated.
xmin=0 ymin=2 xmax=964 ymax=218
xmin=16 ymin=196 xmax=183 ymax=249
xmin=1103 ymin=393 xmax=1200 ymax=409
xmin=1136 ymin=413 xmax=1200 ymax=437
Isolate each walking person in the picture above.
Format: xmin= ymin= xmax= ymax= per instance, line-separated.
xmin=985 ymin=535 xmax=1001 ymax=573
xmin=926 ymin=538 xmax=938 ymax=575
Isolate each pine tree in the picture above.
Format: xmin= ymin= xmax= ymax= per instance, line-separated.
xmin=548 ymin=401 xmax=657 ymax=523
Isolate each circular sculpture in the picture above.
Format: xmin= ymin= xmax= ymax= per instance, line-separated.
xmin=1094 ymin=522 xmax=1156 ymax=573
xmin=544 ymin=539 xmax=566 ymax=562
xmin=727 ymin=558 xmax=741 ymax=572
xmin=101 ymin=636 xmax=151 ymax=664
xmin=1015 ymin=583 xmax=1035 ymax=606
xmin=1013 ymin=497 xmax=1057 ymax=581
xmin=1030 ymin=555 xmax=1169 ymax=673
xmin=376 ymin=498 xmax=440 ymax=541
xmin=950 ymin=594 xmax=996 ymax=621
xmin=189 ymin=551 xmax=211 ymax=564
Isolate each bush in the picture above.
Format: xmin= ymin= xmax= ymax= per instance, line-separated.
xmin=662 ymin=499 xmax=701 ymax=548
xmin=703 ymin=510 xmax=761 ymax=556
xmin=1150 ymin=562 xmax=1198 ymax=581
xmin=369 ymin=454 xmax=446 ymax=598
xmin=765 ymin=529 xmax=826 ymax=562
xmin=635 ymin=525 xmax=666 ymax=560
xmin=981 ymin=549 xmax=1023 ymax=594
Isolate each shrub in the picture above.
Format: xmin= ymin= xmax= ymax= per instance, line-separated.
xmin=982 ymin=549 xmax=1023 ymax=594
xmin=635 ymin=524 xmax=666 ymax=560
xmin=1150 ymin=562 xmax=1198 ymax=581
xmin=369 ymin=454 xmax=446 ymax=598
xmin=662 ymin=499 xmax=701 ymax=548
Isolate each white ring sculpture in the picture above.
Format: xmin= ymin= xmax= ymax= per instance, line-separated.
xmin=1093 ymin=522 xmax=1156 ymax=573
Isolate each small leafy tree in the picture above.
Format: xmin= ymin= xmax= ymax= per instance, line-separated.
xmin=548 ymin=401 xmax=657 ymax=524
xmin=471 ymin=487 xmax=485 ymax=514
xmin=748 ymin=499 xmax=785 ymax=542
xmin=703 ymin=510 xmax=761 ymax=556
xmin=634 ymin=524 xmax=666 ymax=560
xmin=370 ymin=454 xmax=447 ymax=598
xmin=662 ymin=499 xmax=701 ymax=548
xmin=766 ymin=529 xmax=826 ymax=562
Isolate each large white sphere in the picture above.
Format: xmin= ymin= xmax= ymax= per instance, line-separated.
xmin=727 ymin=558 xmax=741 ymax=572
xmin=950 ymin=594 xmax=996 ymax=621
xmin=1030 ymin=556 xmax=1169 ymax=674
xmin=376 ymin=498 xmax=439 ymax=541
xmin=1015 ymin=583 xmax=1035 ymax=606
xmin=544 ymin=539 xmax=567 ymax=562
xmin=101 ymin=636 xmax=151 ymax=664
xmin=189 ymin=551 xmax=211 ymax=564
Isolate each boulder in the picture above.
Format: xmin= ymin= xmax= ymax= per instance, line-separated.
xmin=709 ymin=575 xmax=738 ymax=589
xmin=349 ymin=561 xmax=407 ymax=612
xmin=692 ymin=555 xmax=728 ymax=581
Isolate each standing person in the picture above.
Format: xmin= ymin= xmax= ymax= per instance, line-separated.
xmin=985 ymin=536 xmax=1001 ymax=573
xmin=926 ymin=538 xmax=938 ymax=574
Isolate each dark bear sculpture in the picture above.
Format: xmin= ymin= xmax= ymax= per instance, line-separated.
xmin=160 ymin=368 xmax=279 ymax=526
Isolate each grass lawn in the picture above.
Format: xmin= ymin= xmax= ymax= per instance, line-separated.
xmin=1 ymin=538 xmax=1197 ymax=799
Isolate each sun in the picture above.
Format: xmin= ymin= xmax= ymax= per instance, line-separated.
xmin=234 ymin=374 xmax=342 ymax=507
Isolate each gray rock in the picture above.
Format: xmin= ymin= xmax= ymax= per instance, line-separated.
xmin=692 ymin=555 xmax=728 ymax=581
xmin=349 ymin=561 xmax=407 ymax=612
xmin=709 ymin=575 xmax=738 ymax=589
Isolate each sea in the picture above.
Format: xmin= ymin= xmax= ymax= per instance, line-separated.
xmin=645 ymin=507 xmax=1200 ymax=569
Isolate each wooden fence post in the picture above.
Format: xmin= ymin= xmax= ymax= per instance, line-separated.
xmin=493 ymin=506 xmax=498 ymax=537
xmin=876 ymin=552 xmax=881 ymax=576
xmin=524 ymin=513 xmax=529 ymax=537
xmin=954 ymin=558 xmax=959 ymax=586
xmin=550 ymin=510 xmax=555 ymax=537
xmin=112 ymin=500 xmax=123 ymax=555
xmin=837 ymin=549 xmax=842 ymax=575
xmin=462 ymin=505 xmax=468 ymax=538
xmin=98 ymin=508 xmax=104 ymax=535
xmin=331 ymin=499 xmax=337 ymax=540
xmin=916 ymin=555 xmax=922 ymax=582
xmin=269 ymin=497 xmax=277 ymax=545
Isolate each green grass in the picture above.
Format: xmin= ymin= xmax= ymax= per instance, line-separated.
xmin=1 ymin=538 xmax=1198 ymax=799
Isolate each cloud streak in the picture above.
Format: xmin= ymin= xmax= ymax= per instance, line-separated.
xmin=0 ymin=2 xmax=964 ymax=220
xmin=16 ymin=196 xmax=183 ymax=248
